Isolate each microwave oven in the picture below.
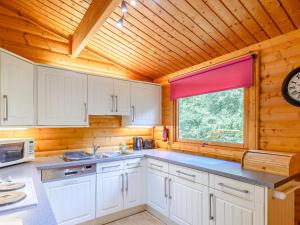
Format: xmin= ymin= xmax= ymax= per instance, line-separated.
xmin=0 ymin=138 xmax=34 ymax=168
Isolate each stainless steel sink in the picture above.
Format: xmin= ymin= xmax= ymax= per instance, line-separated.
xmin=63 ymin=151 xmax=95 ymax=161
xmin=96 ymin=151 xmax=134 ymax=158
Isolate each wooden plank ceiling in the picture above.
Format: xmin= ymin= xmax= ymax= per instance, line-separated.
xmin=0 ymin=0 xmax=300 ymax=80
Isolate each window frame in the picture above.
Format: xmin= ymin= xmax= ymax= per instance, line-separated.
xmin=170 ymin=54 xmax=259 ymax=151
xmin=174 ymin=88 xmax=249 ymax=149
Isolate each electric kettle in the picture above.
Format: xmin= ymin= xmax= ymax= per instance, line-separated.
xmin=133 ymin=137 xmax=143 ymax=150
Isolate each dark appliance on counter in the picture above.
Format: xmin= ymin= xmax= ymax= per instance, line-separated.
xmin=133 ymin=137 xmax=143 ymax=150
xmin=143 ymin=139 xmax=155 ymax=149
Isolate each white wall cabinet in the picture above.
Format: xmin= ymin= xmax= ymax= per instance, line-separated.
xmin=44 ymin=175 xmax=96 ymax=225
xmin=0 ymin=52 xmax=35 ymax=126
xmin=88 ymin=76 xmax=130 ymax=116
xmin=37 ymin=66 xmax=88 ymax=126
xmin=123 ymin=82 xmax=161 ymax=126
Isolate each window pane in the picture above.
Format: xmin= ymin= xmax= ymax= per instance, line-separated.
xmin=178 ymin=88 xmax=244 ymax=144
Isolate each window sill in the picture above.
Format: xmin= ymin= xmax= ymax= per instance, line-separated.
xmin=175 ymin=139 xmax=245 ymax=149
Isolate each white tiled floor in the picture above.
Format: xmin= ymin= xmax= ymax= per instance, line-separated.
xmin=105 ymin=212 xmax=165 ymax=225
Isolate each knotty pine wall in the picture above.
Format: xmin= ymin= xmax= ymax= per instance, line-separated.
xmin=154 ymin=29 xmax=300 ymax=225
xmin=0 ymin=116 xmax=153 ymax=157
xmin=0 ymin=7 xmax=153 ymax=157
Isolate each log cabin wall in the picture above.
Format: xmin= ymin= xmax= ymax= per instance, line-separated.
xmin=0 ymin=116 xmax=153 ymax=157
xmin=153 ymin=29 xmax=300 ymax=225
xmin=0 ymin=7 xmax=153 ymax=157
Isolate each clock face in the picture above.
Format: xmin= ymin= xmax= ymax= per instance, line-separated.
xmin=282 ymin=67 xmax=300 ymax=107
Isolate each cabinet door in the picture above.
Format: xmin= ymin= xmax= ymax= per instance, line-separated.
xmin=124 ymin=167 xmax=143 ymax=209
xmin=43 ymin=175 xmax=96 ymax=225
xmin=128 ymin=82 xmax=161 ymax=126
xmin=169 ymin=175 xmax=209 ymax=225
xmin=37 ymin=66 xmax=88 ymax=126
xmin=147 ymin=167 xmax=169 ymax=217
xmin=96 ymin=171 xmax=124 ymax=217
xmin=0 ymin=52 xmax=34 ymax=125
xmin=210 ymin=189 xmax=264 ymax=225
xmin=113 ymin=79 xmax=130 ymax=116
xmin=88 ymin=76 xmax=114 ymax=115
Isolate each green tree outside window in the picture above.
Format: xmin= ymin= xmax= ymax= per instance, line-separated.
xmin=178 ymin=88 xmax=244 ymax=144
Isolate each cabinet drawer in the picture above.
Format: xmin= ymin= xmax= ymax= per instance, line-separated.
xmin=169 ymin=164 xmax=208 ymax=185
xmin=97 ymin=161 xmax=123 ymax=173
xmin=210 ymin=175 xmax=255 ymax=201
xmin=124 ymin=158 xmax=142 ymax=169
xmin=147 ymin=159 xmax=168 ymax=173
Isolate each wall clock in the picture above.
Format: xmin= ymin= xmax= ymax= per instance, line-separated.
xmin=282 ymin=67 xmax=300 ymax=107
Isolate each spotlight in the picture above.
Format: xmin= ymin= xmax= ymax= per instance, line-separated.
xmin=121 ymin=1 xmax=128 ymax=13
xmin=130 ymin=0 xmax=137 ymax=6
xmin=116 ymin=15 xmax=124 ymax=28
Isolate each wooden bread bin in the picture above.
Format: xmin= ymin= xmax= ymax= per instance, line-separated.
xmin=241 ymin=150 xmax=300 ymax=176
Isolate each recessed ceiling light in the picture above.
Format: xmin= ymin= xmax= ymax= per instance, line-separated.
xmin=121 ymin=1 xmax=128 ymax=13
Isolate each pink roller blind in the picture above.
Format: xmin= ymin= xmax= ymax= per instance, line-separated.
xmin=170 ymin=55 xmax=254 ymax=100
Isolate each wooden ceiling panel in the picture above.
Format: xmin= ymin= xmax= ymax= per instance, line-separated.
xmin=106 ymin=15 xmax=187 ymax=70
xmin=260 ymin=0 xmax=296 ymax=33
xmin=0 ymin=0 xmax=299 ymax=79
xmin=280 ymin=0 xmax=300 ymax=28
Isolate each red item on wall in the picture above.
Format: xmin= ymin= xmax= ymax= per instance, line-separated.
xmin=162 ymin=126 xmax=169 ymax=142
xmin=169 ymin=55 xmax=254 ymax=100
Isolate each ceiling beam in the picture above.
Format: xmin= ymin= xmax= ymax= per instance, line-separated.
xmin=71 ymin=0 xmax=121 ymax=58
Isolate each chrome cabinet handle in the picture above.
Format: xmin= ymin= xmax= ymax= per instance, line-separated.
xmin=102 ymin=165 xmax=121 ymax=170
xmin=84 ymin=103 xmax=87 ymax=122
xmin=111 ymin=95 xmax=114 ymax=112
xmin=131 ymin=106 xmax=135 ymax=122
xmin=121 ymin=173 xmax=124 ymax=193
xmin=168 ymin=178 xmax=172 ymax=199
xmin=164 ymin=177 xmax=168 ymax=198
xmin=176 ymin=170 xmax=196 ymax=178
xmin=150 ymin=163 xmax=163 ymax=168
xmin=209 ymin=193 xmax=214 ymax=220
xmin=3 ymin=95 xmax=8 ymax=121
xmin=218 ymin=183 xmax=249 ymax=194
xmin=125 ymin=173 xmax=128 ymax=191
xmin=126 ymin=162 xmax=141 ymax=169
xmin=115 ymin=95 xmax=118 ymax=112
xmin=150 ymin=163 xmax=163 ymax=170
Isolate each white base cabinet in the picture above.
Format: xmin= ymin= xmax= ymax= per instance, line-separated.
xmin=96 ymin=170 xmax=124 ymax=217
xmin=146 ymin=160 xmax=266 ymax=225
xmin=96 ymin=159 xmax=144 ymax=218
xmin=169 ymin=175 xmax=209 ymax=225
xmin=43 ymin=175 xmax=96 ymax=225
xmin=209 ymin=175 xmax=265 ymax=225
xmin=124 ymin=166 xmax=143 ymax=209
xmin=147 ymin=168 xmax=169 ymax=217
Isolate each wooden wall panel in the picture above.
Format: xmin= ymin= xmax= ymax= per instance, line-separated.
xmin=0 ymin=116 xmax=153 ymax=157
xmin=154 ymin=29 xmax=300 ymax=225
xmin=0 ymin=8 xmax=150 ymax=81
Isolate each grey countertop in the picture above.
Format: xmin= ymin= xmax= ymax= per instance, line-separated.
xmin=35 ymin=149 xmax=298 ymax=188
xmin=0 ymin=148 xmax=298 ymax=225
xmin=0 ymin=163 xmax=57 ymax=225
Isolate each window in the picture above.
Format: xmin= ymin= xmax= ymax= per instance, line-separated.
xmin=177 ymin=88 xmax=244 ymax=144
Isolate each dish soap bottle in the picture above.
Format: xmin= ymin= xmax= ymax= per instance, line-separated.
xmin=121 ymin=143 xmax=126 ymax=154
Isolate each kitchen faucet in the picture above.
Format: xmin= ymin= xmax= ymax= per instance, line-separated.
xmin=92 ymin=144 xmax=100 ymax=155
